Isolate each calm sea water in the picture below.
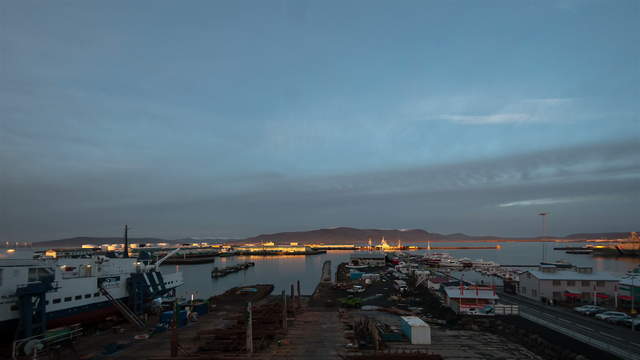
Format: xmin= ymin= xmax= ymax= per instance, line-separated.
xmin=160 ymin=242 xmax=640 ymax=299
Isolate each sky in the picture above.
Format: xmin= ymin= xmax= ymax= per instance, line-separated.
xmin=1 ymin=0 xmax=638 ymax=241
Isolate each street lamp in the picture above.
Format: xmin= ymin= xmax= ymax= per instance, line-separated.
xmin=538 ymin=212 xmax=549 ymax=262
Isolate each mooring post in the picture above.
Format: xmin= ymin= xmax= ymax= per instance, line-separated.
xmin=281 ymin=290 xmax=287 ymax=329
xmin=171 ymin=300 xmax=178 ymax=357
xmin=296 ymin=280 xmax=301 ymax=309
xmin=246 ymin=301 xmax=253 ymax=354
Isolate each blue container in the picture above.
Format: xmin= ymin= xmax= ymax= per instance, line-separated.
xmin=350 ymin=272 xmax=364 ymax=280
xmin=193 ymin=302 xmax=209 ymax=316
xmin=178 ymin=310 xmax=188 ymax=327
xmin=160 ymin=310 xmax=188 ymax=327
xmin=160 ymin=311 xmax=174 ymax=324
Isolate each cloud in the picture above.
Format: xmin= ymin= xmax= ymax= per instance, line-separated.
xmin=522 ymin=98 xmax=573 ymax=105
xmin=2 ymin=138 xmax=638 ymax=241
xmin=441 ymin=113 xmax=532 ymax=124
xmin=498 ymin=197 xmax=589 ymax=207
xmin=435 ymin=97 xmax=576 ymax=125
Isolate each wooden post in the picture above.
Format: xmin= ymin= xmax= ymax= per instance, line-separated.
xmin=369 ymin=319 xmax=380 ymax=351
xmin=171 ymin=301 xmax=178 ymax=357
xmin=246 ymin=302 xmax=253 ymax=354
xmin=281 ymin=290 xmax=287 ymax=329
xmin=296 ymin=280 xmax=301 ymax=309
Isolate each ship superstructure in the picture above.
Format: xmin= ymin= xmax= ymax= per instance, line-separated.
xmin=0 ymin=248 xmax=183 ymax=339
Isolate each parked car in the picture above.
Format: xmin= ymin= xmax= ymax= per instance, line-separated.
xmin=574 ymin=305 xmax=605 ymax=316
xmin=605 ymin=313 xmax=632 ymax=324
xmin=595 ymin=311 xmax=630 ymax=321
xmin=621 ymin=316 xmax=640 ymax=330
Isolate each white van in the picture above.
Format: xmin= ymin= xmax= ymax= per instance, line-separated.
xmin=394 ymin=279 xmax=408 ymax=293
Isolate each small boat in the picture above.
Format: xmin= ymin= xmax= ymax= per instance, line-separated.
xmin=346 ymin=285 xmax=366 ymax=293
xmin=565 ymin=250 xmax=592 ymax=254
xmin=472 ymin=259 xmax=497 ymax=268
xmin=346 ymin=264 xmax=369 ymax=269
xmin=459 ymin=257 xmax=473 ymax=267
xmin=540 ymin=260 xmax=573 ymax=268
xmin=439 ymin=259 xmax=463 ymax=268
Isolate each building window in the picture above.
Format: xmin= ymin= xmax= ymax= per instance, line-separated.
xmin=10 ymin=304 xmax=18 ymax=311
xmin=85 ymin=294 xmax=91 ymax=299
xmin=553 ymin=291 xmax=562 ymax=299
xmin=552 ymin=280 xmax=562 ymax=286
xmin=53 ymin=298 xmax=61 ymax=304
xmin=581 ymin=281 xmax=590 ymax=287
xmin=64 ymin=297 xmax=72 ymax=302
xmin=567 ymin=280 xmax=575 ymax=286
xmin=45 ymin=300 xmax=49 ymax=305
xmin=75 ymin=295 xmax=82 ymax=300
xmin=532 ymin=289 xmax=537 ymax=297
xmin=94 ymin=292 xmax=100 ymax=297
xmin=596 ymin=281 xmax=605 ymax=287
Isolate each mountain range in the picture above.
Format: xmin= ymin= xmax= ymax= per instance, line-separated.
xmin=31 ymin=228 xmax=636 ymax=248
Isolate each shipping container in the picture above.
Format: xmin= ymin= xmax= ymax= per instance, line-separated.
xmin=400 ymin=316 xmax=431 ymax=344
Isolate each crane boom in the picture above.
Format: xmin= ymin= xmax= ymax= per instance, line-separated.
xmin=155 ymin=247 xmax=182 ymax=270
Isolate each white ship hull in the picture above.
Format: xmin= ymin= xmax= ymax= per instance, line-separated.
xmin=0 ymin=249 xmax=183 ymax=338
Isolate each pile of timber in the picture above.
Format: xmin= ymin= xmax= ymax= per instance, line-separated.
xmin=208 ymin=284 xmax=274 ymax=310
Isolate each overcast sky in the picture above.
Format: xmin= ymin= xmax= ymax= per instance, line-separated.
xmin=1 ymin=0 xmax=639 ymax=241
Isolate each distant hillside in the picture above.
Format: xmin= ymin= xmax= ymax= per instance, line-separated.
xmin=243 ymin=227 xmax=504 ymax=245
xmin=564 ymin=232 xmax=637 ymax=240
xmin=35 ymin=228 xmax=637 ymax=248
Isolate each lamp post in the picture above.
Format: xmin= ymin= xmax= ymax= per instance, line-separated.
xmin=538 ymin=212 xmax=549 ymax=262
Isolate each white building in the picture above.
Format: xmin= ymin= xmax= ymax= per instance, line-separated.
xmin=518 ymin=266 xmax=620 ymax=304
xmin=443 ymin=286 xmax=499 ymax=314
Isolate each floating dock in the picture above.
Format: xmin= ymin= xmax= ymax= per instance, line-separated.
xmin=211 ymin=262 xmax=255 ymax=278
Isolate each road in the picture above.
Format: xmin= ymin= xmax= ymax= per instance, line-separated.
xmin=498 ymin=291 xmax=640 ymax=360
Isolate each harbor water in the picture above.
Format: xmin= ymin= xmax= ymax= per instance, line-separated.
xmin=160 ymin=241 xmax=640 ymax=299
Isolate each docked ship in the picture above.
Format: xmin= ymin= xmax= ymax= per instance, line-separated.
xmin=589 ymin=232 xmax=640 ymax=257
xmin=0 ymin=248 xmax=183 ymax=340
